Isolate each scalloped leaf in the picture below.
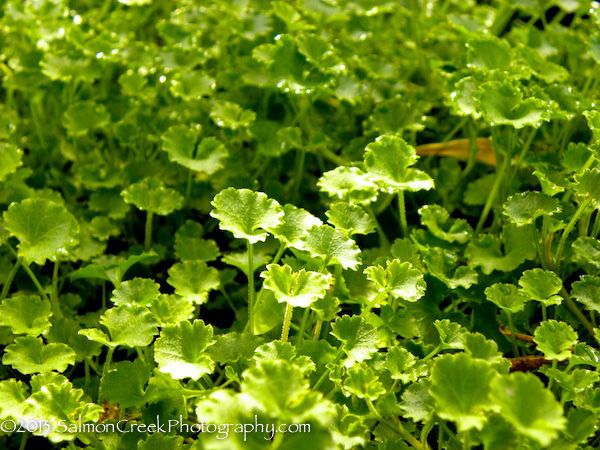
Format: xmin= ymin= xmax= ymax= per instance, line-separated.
xmin=167 ymin=261 xmax=220 ymax=304
xmin=300 ymin=224 xmax=361 ymax=270
xmin=503 ymin=191 xmax=561 ymax=226
xmin=121 ymin=177 xmax=184 ymax=215
xmin=261 ymin=264 xmax=332 ymax=308
xmin=326 ymin=202 xmax=375 ymax=236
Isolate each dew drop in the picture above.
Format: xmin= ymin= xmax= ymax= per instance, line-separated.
xmin=58 ymin=27 xmax=65 ymax=36
xmin=73 ymin=14 xmax=82 ymax=24
xmin=159 ymin=75 xmax=166 ymax=83
xmin=274 ymin=34 xmax=281 ymax=41
xmin=96 ymin=51 xmax=104 ymax=59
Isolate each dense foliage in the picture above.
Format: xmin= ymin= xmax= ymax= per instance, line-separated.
xmin=1 ymin=0 xmax=600 ymax=448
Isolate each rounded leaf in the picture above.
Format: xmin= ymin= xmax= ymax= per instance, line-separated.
xmin=121 ymin=178 xmax=184 ymax=215
xmin=260 ymin=264 xmax=332 ymax=308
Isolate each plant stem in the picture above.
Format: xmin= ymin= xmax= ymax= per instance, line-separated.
xmin=101 ymin=346 xmax=115 ymax=394
xmin=0 ymin=256 xmax=22 ymax=300
xmin=296 ymin=307 xmax=310 ymax=347
xmin=366 ymin=399 xmax=425 ymax=450
xmin=560 ymin=287 xmax=597 ymax=340
xmin=365 ymin=205 xmax=389 ymax=249
xmin=313 ymin=348 xmax=344 ymax=390
xmin=271 ymin=241 xmax=287 ymax=265
xmin=398 ymin=191 xmax=408 ymax=237
xmin=531 ymin=223 xmax=545 ymax=269
xmin=475 ymin=141 xmax=511 ymax=233
xmin=19 ymin=432 xmax=28 ymax=450
xmin=144 ymin=211 xmax=154 ymax=252
xmin=311 ymin=319 xmax=322 ymax=340
xmin=553 ymin=198 xmax=592 ymax=272
xmin=51 ymin=261 xmax=60 ymax=314
xmin=247 ymin=241 xmax=255 ymax=334
xmin=281 ymin=303 xmax=294 ymax=342
xmin=506 ymin=312 xmax=520 ymax=357
xmin=542 ymin=304 xmax=547 ymax=322
xmin=462 ymin=430 xmax=471 ymax=450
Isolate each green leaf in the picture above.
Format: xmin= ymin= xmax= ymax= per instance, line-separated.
xmin=561 ymin=142 xmax=593 ymax=173
xmin=111 ymin=277 xmax=160 ymax=306
xmin=121 ymin=177 xmax=184 ymax=215
xmin=423 ymin=247 xmax=478 ymax=289
xmin=174 ymin=220 xmax=220 ymax=262
xmin=210 ymin=188 xmax=284 ymax=244
xmin=26 ymin=379 xmax=103 ymax=443
xmin=518 ymin=269 xmax=562 ymax=306
xmin=571 ymin=275 xmax=600 ymax=312
xmin=430 ymin=353 xmax=496 ymax=432
xmin=491 ymin=372 xmax=566 ymax=445
xmin=169 ymin=70 xmax=215 ymax=100
xmin=260 ymin=264 xmax=332 ymax=308
xmin=466 ymin=225 xmax=537 ymax=274
xmin=434 ymin=319 xmax=468 ymax=350
xmin=99 ymin=304 xmax=159 ymax=347
xmin=364 ymin=259 xmax=426 ymax=302
xmin=207 ymin=332 xmax=263 ymax=364
xmin=0 ymin=379 xmax=29 ymax=420
xmin=533 ymin=320 xmax=577 ymax=360
xmin=467 ymin=35 xmax=512 ymax=70
xmin=400 ymin=378 xmax=435 ymax=423
xmin=573 ymin=236 xmax=600 ymax=269
xmin=2 ymin=336 xmax=76 ymax=374
xmin=475 ymin=80 xmax=550 ymax=128
xmin=69 ymin=251 xmax=157 ymax=285
xmin=317 ymin=166 xmax=379 ymax=205
xmin=3 ymin=198 xmax=79 ymax=264
xmin=100 ymin=358 xmax=151 ymax=408
xmin=326 ymin=202 xmax=375 ymax=236
xmin=210 ymin=100 xmax=256 ymax=130
xmin=149 ymin=294 xmax=194 ymax=326
xmin=0 ymin=143 xmax=23 ymax=182
xmin=418 ymin=204 xmax=473 ymax=244
xmin=63 ymin=100 xmax=110 ymax=136
xmin=162 ymin=126 xmax=228 ymax=175
xmin=462 ymin=333 xmax=504 ymax=365
xmin=364 ymin=135 xmax=434 ymax=193
xmin=574 ymin=168 xmax=600 ymax=209
xmin=271 ymin=204 xmax=323 ymax=249
xmin=342 ymin=365 xmax=386 ymax=400
xmin=331 ymin=315 xmax=378 ymax=368
xmin=0 ymin=295 xmax=52 ymax=335
xmin=300 ymin=224 xmax=361 ymax=270
xmin=155 ymin=320 xmax=215 ymax=380
xmin=502 ymin=191 xmax=561 ymax=226
xmin=167 ymin=261 xmax=220 ymax=304
xmin=485 ymin=283 xmax=530 ymax=313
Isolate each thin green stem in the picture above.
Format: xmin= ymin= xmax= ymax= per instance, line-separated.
xmin=84 ymin=359 xmax=91 ymax=393
xmin=366 ymin=399 xmax=425 ymax=450
xmin=475 ymin=141 xmax=512 ymax=233
xmin=311 ymin=319 xmax=322 ymax=340
xmin=506 ymin=312 xmax=520 ymax=357
xmin=281 ymin=303 xmax=294 ymax=343
xmin=553 ymin=198 xmax=592 ymax=272
xmin=101 ymin=346 xmax=115 ymax=397
xmin=271 ymin=241 xmax=287 ymax=265
xmin=542 ymin=304 xmax=547 ymax=322
xmin=19 ymin=430 xmax=28 ymax=450
xmin=144 ymin=211 xmax=154 ymax=252
xmin=560 ymin=287 xmax=597 ymax=340
xmin=442 ymin=117 xmax=468 ymax=143
xmin=365 ymin=204 xmax=389 ymax=249
xmin=0 ymin=256 xmax=22 ymax=300
xmin=398 ymin=191 xmax=408 ymax=237
xmin=247 ymin=241 xmax=255 ymax=334
xmin=296 ymin=307 xmax=310 ymax=348
xmin=462 ymin=430 xmax=471 ymax=450
xmin=531 ymin=223 xmax=545 ymax=269
xmin=313 ymin=348 xmax=344 ymax=390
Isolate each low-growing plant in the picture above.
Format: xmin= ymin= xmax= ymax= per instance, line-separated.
xmin=1 ymin=0 xmax=600 ymax=449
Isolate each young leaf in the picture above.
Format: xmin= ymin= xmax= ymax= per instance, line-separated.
xmin=162 ymin=125 xmax=228 ymax=175
xmin=210 ymin=188 xmax=284 ymax=244
xmin=572 ymin=237 xmax=600 ymax=269
xmin=533 ymin=320 xmax=578 ymax=360
xmin=326 ymin=202 xmax=375 ymax=236
xmin=3 ymin=198 xmax=79 ymax=264
xmin=400 ymin=378 xmax=435 ymax=423
xmin=571 ymin=275 xmax=600 ymax=312
xmin=364 ymin=260 xmax=426 ymax=302
xmin=485 ymin=283 xmax=530 ymax=313
xmin=271 ymin=204 xmax=323 ymax=249
xmin=423 ymin=247 xmax=478 ymax=289
xmin=100 ymin=359 xmax=151 ymax=408
xmin=363 ymin=135 xmax=434 ymax=193
xmin=155 ymin=320 xmax=215 ymax=380
xmin=502 ymin=191 xmax=561 ymax=226
xmin=0 ymin=143 xmax=23 ymax=182
xmin=99 ymin=304 xmax=159 ymax=347
xmin=434 ymin=319 xmax=468 ymax=350
xmin=0 ymin=295 xmax=52 ymax=335
xmin=0 ymin=379 xmax=29 ymax=420
xmin=430 ymin=353 xmax=497 ymax=432
xmin=300 ymin=224 xmax=361 ymax=270
xmin=418 ymin=204 xmax=473 ymax=244
xmin=210 ymin=100 xmax=256 ymax=130
xmin=491 ymin=372 xmax=566 ymax=446
xmin=317 ymin=166 xmax=378 ymax=205
xmin=174 ymin=220 xmax=220 ymax=262
xmin=518 ymin=269 xmax=562 ymax=306
xmin=475 ymin=80 xmax=549 ymax=128
xmin=261 ymin=264 xmax=332 ymax=308
xmin=167 ymin=261 xmax=220 ymax=304
xmin=331 ymin=315 xmax=378 ymax=368
xmin=112 ymin=277 xmax=161 ymax=306
xmin=121 ymin=177 xmax=184 ymax=215
xmin=2 ymin=336 xmax=76 ymax=374
xmin=342 ymin=365 xmax=386 ymax=400
xmin=574 ymin=168 xmax=600 ymax=208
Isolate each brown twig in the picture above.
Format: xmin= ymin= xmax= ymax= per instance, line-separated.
xmin=508 ymin=355 xmax=553 ymax=372
xmin=499 ymin=324 xmax=535 ymax=343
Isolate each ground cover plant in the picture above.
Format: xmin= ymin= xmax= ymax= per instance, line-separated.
xmin=1 ymin=0 xmax=600 ymax=448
